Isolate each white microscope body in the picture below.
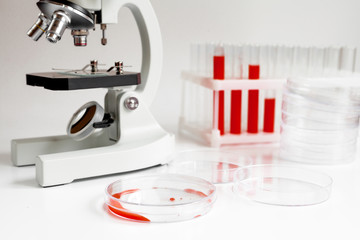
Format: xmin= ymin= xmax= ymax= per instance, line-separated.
xmin=12 ymin=0 xmax=175 ymax=187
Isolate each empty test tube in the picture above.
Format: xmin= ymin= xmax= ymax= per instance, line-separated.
xmin=205 ymin=43 xmax=215 ymax=77
xmin=197 ymin=43 xmax=207 ymax=76
xmin=275 ymin=45 xmax=293 ymax=78
xmin=224 ymin=44 xmax=235 ymax=79
xmin=267 ymin=45 xmax=278 ymax=78
xmin=340 ymin=46 xmax=356 ymax=74
xmin=324 ymin=46 xmax=340 ymax=76
xmin=308 ymin=46 xmax=325 ymax=77
xmin=190 ymin=42 xmax=198 ymax=73
xmin=242 ymin=44 xmax=251 ymax=79
xmin=292 ymin=46 xmax=309 ymax=77
xmin=259 ymin=45 xmax=270 ymax=79
xmin=233 ymin=44 xmax=245 ymax=79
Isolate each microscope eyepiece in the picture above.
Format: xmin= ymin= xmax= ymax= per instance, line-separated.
xmin=46 ymin=11 xmax=70 ymax=43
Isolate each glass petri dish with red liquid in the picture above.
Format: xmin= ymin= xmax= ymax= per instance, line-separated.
xmin=105 ymin=174 xmax=216 ymax=223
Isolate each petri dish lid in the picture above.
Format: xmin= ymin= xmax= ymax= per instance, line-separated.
xmin=281 ymin=113 xmax=359 ymax=131
xmin=166 ymin=149 xmax=252 ymax=184
xmin=279 ymin=147 xmax=356 ymax=165
xmin=233 ymin=164 xmax=332 ymax=206
xmin=286 ymin=77 xmax=360 ymax=106
xmin=105 ymin=174 xmax=216 ymax=223
xmin=282 ymin=88 xmax=360 ymax=115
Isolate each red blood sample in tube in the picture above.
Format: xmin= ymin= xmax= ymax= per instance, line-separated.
xmin=230 ymin=90 xmax=242 ymax=134
xmin=247 ymin=65 xmax=260 ymax=133
xmin=263 ymin=98 xmax=276 ymax=132
xmin=248 ymin=65 xmax=260 ymax=79
xmin=213 ymin=55 xmax=225 ymax=135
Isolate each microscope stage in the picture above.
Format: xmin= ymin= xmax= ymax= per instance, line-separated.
xmin=26 ymin=71 xmax=141 ymax=90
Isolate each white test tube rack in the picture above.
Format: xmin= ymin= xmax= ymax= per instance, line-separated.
xmin=180 ymin=71 xmax=286 ymax=147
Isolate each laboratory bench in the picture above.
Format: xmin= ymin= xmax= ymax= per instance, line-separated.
xmin=0 ymin=133 xmax=359 ymax=240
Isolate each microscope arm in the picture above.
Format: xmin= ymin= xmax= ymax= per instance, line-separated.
xmin=101 ymin=0 xmax=163 ymax=106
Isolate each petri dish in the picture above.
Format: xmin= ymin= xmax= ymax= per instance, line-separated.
xmin=279 ymin=143 xmax=356 ymax=164
xmin=166 ymin=150 xmax=252 ymax=184
xmin=283 ymin=86 xmax=360 ymax=110
xmin=281 ymin=112 xmax=359 ymax=130
xmin=280 ymin=123 xmax=359 ymax=145
xmin=233 ymin=165 xmax=332 ymax=206
xmin=286 ymin=77 xmax=360 ymax=106
xmin=282 ymin=101 xmax=360 ymax=124
xmin=105 ymin=174 xmax=216 ymax=223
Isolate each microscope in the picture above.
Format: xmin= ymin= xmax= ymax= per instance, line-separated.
xmin=12 ymin=0 xmax=175 ymax=187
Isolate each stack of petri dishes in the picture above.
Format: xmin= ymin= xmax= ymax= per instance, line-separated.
xmin=280 ymin=77 xmax=360 ymax=164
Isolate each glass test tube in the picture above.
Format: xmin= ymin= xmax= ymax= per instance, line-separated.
xmin=224 ymin=44 xmax=234 ymax=133
xmin=292 ymin=46 xmax=309 ymax=77
xmin=224 ymin=43 xmax=234 ymax=79
xmin=340 ymin=46 xmax=356 ymax=74
xmin=247 ymin=45 xmax=260 ymax=133
xmin=263 ymin=45 xmax=278 ymax=133
xmin=324 ymin=46 xmax=340 ymax=76
xmin=276 ymin=45 xmax=293 ymax=78
xmin=205 ymin=42 xmax=215 ymax=77
xmin=189 ymin=42 xmax=198 ymax=73
xmin=203 ymin=43 xmax=215 ymax=128
xmin=308 ymin=46 xmax=325 ymax=77
xmin=230 ymin=45 xmax=244 ymax=134
xmin=198 ymin=43 xmax=207 ymax=76
xmin=258 ymin=45 xmax=270 ymax=132
xmin=263 ymin=92 xmax=276 ymax=133
xmin=213 ymin=44 xmax=225 ymax=135
xmin=259 ymin=45 xmax=270 ymax=79
xmin=186 ymin=43 xmax=201 ymax=125
xmin=267 ymin=45 xmax=277 ymax=78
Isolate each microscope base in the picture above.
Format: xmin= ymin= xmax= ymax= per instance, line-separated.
xmin=11 ymin=132 xmax=110 ymax=167
xmin=33 ymin=132 xmax=174 ymax=187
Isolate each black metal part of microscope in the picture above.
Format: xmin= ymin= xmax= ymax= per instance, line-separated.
xmin=26 ymin=71 xmax=141 ymax=91
xmin=93 ymin=113 xmax=114 ymax=129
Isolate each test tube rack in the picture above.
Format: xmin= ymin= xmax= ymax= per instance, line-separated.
xmin=180 ymin=71 xmax=286 ymax=147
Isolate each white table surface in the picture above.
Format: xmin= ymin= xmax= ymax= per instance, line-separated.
xmin=1 ymin=133 xmax=359 ymax=240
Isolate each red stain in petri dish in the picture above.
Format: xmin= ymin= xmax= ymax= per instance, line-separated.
xmin=194 ymin=215 xmax=202 ymax=218
xmin=170 ymin=198 xmax=175 ymax=201
xmin=184 ymin=188 xmax=208 ymax=198
xmin=217 ymin=162 xmax=223 ymax=183
xmin=108 ymin=189 xmax=150 ymax=222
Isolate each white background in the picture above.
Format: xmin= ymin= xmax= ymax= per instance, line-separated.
xmin=1 ymin=0 xmax=360 ymax=239
xmin=1 ymin=0 xmax=360 ymax=151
